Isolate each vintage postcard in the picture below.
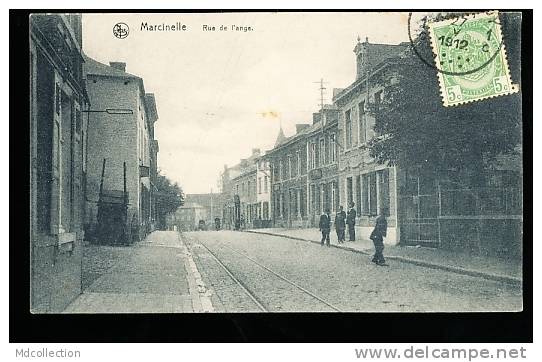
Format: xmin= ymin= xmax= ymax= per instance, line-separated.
xmin=29 ymin=11 xmax=524 ymax=315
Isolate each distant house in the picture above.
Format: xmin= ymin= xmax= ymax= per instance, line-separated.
xmin=167 ymin=203 xmax=208 ymax=231
xmin=222 ymin=149 xmax=265 ymax=229
xmin=84 ymin=57 xmax=159 ymax=242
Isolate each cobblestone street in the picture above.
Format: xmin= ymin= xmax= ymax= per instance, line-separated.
xmin=63 ymin=230 xmax=523 ymax=313
xmin=186 ymin=230 xmax=523 ymax=312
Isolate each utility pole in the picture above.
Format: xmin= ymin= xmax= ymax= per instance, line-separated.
xmin=313 ymin=78 xmax=329 ymax=135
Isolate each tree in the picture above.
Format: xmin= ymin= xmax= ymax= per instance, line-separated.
xmin=155 ymin=170 xmax=185 ymax=229
xmin=366 ymin=12 xmax=522 ymax=182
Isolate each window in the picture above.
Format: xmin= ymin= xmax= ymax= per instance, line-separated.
xmin=355 ymin=175 xmax=362 ymax=215
xmin=358 ymin=101 xmax=366 ymax=144
xmin=287 ymin=155 xmax=292 ymax=179
xmin=362 ymin=172 xmax=378 ymax=216
xmin=279 ymin=160 xmax=283 ymax=181
xmin=320 ymin=184 xmax=325 ymax=214
xmin=297 ymin=150 xmax=301 ymax=176
xmin=281 ymin=192 xmax=286 ymax=217
xmin=319 ymin=138 xmax=325 ymax=165
xmin=331 ymin=182 xmax=337 ymax=213
xmin=345 ymin=109 xmax=352 ymax=149
xmin=346 ymin=177 xmax=353 ymax=207
xmin=291 ymin=189 xmax=298 ymax=216
xmin=329 ymin=133 xmax=336 ymax=163
xmin=263 ymin=201 xmax=269 ymax=219
xmin=310 ymin=142 xmax=316 ymax=169
xmin=300 ymin=187 xmax=306 ymax=217
xmin=264 ymin=175 xmax=269 ymax=193
xmin=258 ymin=177 xmax=262 ymax=194
xmin=236 ymin=184 xmax=239 ymax=195
xmin=378 ymin=169 xmax=390 ymax=216
xmin=275 ymin=192 xmax=282 ymax=216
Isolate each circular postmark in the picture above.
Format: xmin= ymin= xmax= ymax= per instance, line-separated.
xmin=407 ymin=12 xmax=504 ymax=77
xmin=113 ymin=22 xmax=129 ymax=39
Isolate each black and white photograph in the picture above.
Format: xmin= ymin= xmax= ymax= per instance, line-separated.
xmin=13 ymin=7 xmax=532 ymax=346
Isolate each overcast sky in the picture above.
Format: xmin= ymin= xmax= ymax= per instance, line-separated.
xmin=82 ymin=12 xmax=410 ymax=193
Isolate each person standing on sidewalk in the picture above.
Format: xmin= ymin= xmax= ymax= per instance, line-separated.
xmin=334 ymin=206 xmax=346 ymax=243
xmin=319 ymin=209 xmax=331 ymax=247
xmin=370 ymin=208 xmax=388 ymax=266
xmin=347 ymin=202 xmax=357 ymax=241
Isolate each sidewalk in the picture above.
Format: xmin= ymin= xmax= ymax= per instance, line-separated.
xmin=246 ymin=228 xmax=522 ymax=285
xmin=63 ymin=231 xmax=213 ymax=313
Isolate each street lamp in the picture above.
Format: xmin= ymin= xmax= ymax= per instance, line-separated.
xmin=82 ymin=108 xmax=134 ymax=115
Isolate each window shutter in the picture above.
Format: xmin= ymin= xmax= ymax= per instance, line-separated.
xmin=50 ymin=77 xmax=62 ymax=235
xmin=73 ymin=102 xmax=81 ymax=229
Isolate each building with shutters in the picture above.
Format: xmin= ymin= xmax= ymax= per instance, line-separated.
xmin=30 ymin=14 xmax=89 ymax=312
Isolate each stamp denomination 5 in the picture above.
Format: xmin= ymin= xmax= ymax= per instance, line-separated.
xmin=428 ymin=11 xmax=519 ymax=107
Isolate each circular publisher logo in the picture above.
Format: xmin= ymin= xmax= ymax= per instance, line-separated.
xmin=113 ymin=22 xmax=129 ymax=39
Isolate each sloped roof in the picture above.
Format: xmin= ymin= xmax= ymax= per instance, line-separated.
xmin=274 ymin=127 xmax=288 ymax=147
xmin=145 ymin=93 xmax=159 ymax=122
xmin=83 ymin=54 xmax=141 ymax=79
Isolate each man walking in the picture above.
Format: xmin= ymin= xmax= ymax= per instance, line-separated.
xmin=370 ymin=208 xmax=388 ymax=266
xmin=347 ymin=202 xmax=357 ymax=241
xmin=334 ymin=206 xmax=346 ymax=243
xmin=319 ymin=208 xmax=331 ymax=247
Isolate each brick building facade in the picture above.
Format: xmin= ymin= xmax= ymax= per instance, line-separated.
xmin=30 ymin=14 xmax=89 ymax=312
xmin=84 ymin=57 xmax=159 ymax=242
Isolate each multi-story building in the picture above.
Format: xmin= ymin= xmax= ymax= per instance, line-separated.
xmin=30 ymin=14 xmax=89 ymax=312
xmin=265 ymin=108 xmax=341 ymax=229
xmin=255 ymin=155 xmax=272 ymax=227
xmin=266 ymin=125 xmax=311 ymax=228
xmin=147 ymin=95 xmax=160 ymax=232
xmin=333 ymin=37 xmax=523 ymax=256
xmin=334 ymin=37 xmax=409 ymax=245
xmin=220 ymin=148 xmax=263 ymax=229
xmin=219 ymin=163 xmax=241 ymax=229
xmin=305 ymin=107 xmax=341 ymax=226
xmin=84 ymin=57 xmax=159 ymax=242
xmin=232 ymin=149 xmax=260 ymax=228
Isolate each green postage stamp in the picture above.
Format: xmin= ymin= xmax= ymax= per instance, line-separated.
xmin=428 ymin=11 xmax=519 ymax=107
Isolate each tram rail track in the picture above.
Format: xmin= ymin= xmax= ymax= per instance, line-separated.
xmin=196 ymin=239 xmax=343 ymax=312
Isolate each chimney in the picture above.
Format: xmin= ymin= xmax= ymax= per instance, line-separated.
xmin=252 ymin=148 xmax=261 ymax=156
xmin=109 ymin=62 xmax=126 ymax=72
xmin=295 ymin=124 xmax=310 ymax=134
xmin=333 ymin=88 xmax=344 ymax=98
xmin=354 ymin=37 xmax=369 ymax=80
xmin=312 ymin=112 xmax=321 ymax=125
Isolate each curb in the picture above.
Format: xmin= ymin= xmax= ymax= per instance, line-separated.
xmin=245 ymin=230 xmax=522 ymax=286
